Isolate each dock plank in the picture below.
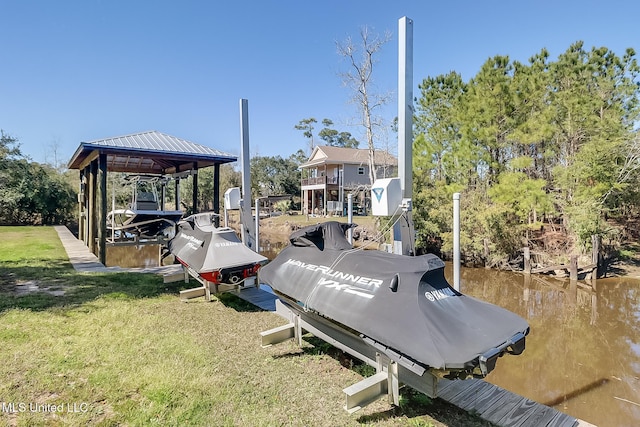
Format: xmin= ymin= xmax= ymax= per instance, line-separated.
xmin=437 ymin=379 xmax=480 ymax=401
xmin=458 ymin=383 xmax=502 ymax=413
xmin=476 ymin=388 xmax=513 ymax=417
xmin=518 ymin=404 xmax=559 ymax=427
xmin=547 ymin=411 xmax=581 ymax=427
xmin=446 ymin=380 xmax=491 ymax=409
xmin=456 ymin=382 xmax=500 ymax=411
xmin=494 ymin=397 xmax=541 ymax=426
xmin=435 ymin=379 xmax=457 ymax=395
xmin=482 ymin=393 xmax=528 ymax=424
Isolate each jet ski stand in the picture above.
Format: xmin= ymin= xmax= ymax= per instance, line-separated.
xmin=261 ymin=298 xmax=438 ymax=413
xmin=171 ymin=263 xmax=251 ymax=302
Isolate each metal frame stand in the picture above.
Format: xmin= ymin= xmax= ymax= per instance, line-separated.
xmin=165 ymin=264 xmax=244 ymax=301
xmin=260 ymin=299 xmax=438 ymax=413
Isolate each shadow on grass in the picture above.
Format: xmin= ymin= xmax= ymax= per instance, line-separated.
xmin=272 ymin=336 xmax=494 ymax=426
xmin=271 ymin=335 xmax=376 ymax=375
xmin=0 ymin=262 xmax=185 ymax=314
xmin=215 ymin=292 xmax=265 ymax=313
xmin=357 ymin=389 xmax=494 ymax=426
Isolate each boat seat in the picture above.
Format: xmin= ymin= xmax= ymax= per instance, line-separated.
xmin=134 ymin=200 xmax=159 ymax=210
xmin=134 ymin=191 xmax=159 ymax=210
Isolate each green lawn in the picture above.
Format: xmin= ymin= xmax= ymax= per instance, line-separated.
xmin=0 ymin=226 xmax=490 ymax=426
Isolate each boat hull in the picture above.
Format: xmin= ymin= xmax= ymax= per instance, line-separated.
xmin=108 ymin=209 xmax=183 ymax=238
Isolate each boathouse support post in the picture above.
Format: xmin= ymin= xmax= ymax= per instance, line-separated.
xmin=174 ymin=177 xmax=181 ymax=212
xmin=78 ymin=169 xmax=87 ymax=243
xmin=97 ymin=152 xmax=107 ymax=265
xmin=160 ymin=180 xmax=166 ymax=211
xmin=191 ymin=163 xmax=198 ymax=214
xmin=88 ymin=159 xmax=97 ymax=254
xmin=213 ymin=163 xmax=220 ymax=227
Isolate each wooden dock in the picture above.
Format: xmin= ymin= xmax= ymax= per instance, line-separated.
xmin=231 ymin=285 xmax=278 ymax=311
xmin=54 ymin=226 xmax=595 ymax=426
xmin=437 ymin=378 xmax=593 ymax=427
xmin=54 ymin=225 xmax=183 ymax=275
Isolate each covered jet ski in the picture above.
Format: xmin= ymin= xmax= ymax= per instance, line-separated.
xmin=168 ymin=213 xmax=267 ymax=285
xmin=259 ymin=221 xmax=529 ymax=378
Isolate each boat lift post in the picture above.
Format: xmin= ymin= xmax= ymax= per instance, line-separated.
xmin=393 ymin=16 xmax=415 ymax=256
xmin=239 ymin=99 xmax=257 ymax=250
xmin=255 ymin=197 xmax=260 ymax=253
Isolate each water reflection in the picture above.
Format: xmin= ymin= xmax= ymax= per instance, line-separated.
xmin=257 ymin=239 xmax=640 ymax=426
xmin=257 ymin=235 xmax=287 ymax=261
xmin=452 ymin=266 xmax=640 ymax=427
xmin=105 ymin=244 xmax=161 ymax=268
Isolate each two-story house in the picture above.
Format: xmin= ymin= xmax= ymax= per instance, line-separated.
xmin=300 ymin=145 xmax=397 ymax=215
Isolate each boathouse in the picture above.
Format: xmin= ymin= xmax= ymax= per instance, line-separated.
xmin=67 ymin=130 xmax=237 ymax=264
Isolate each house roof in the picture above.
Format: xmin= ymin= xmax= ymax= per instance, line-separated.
xmin=300 ymin=145 xmax=397 ymax=168
xmin=68 ymin=130 xmax=237 ymax=174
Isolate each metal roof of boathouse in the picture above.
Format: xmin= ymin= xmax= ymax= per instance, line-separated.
xmin=68 ymin=130 xmax=237 ymax=174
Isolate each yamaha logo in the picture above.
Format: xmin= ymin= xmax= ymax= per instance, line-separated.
xmin=424 ymin=287 xmax=456 ymax=302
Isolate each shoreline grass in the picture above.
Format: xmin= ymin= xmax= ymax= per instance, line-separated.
xmin=0 ymin=226 xmax=491 ymax=426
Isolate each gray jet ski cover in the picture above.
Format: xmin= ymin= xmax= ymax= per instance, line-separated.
xmin=259 ymin=221 xmax=529 ymax=371
xmin=169 ymin=213 xmax=267 ymax=274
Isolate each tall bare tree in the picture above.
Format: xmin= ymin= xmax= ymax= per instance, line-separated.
xmin=337 ymin=26 xmax=392 ymax=185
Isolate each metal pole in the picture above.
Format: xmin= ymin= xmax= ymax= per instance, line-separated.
xmin=453 ymin=193 xmax=460 ymax=291
xmin=347 ymin=193 xmax=353 ymax=245
xmin=398 ymin=16 xmax=413 ymax=200
xmin=393 ymin=16 xmax=415 ymax=256
xmin=239 ymin=99 xmax=256 ymax=249
xmin=255 ymin=198 xmax=260 ymax=252
xmin=111 ymin=175 xmax=115 ymax=242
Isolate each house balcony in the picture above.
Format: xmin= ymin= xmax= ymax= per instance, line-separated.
xmin=301 ymin=176 xmax=339 ymax=186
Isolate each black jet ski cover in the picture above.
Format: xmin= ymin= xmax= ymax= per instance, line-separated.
xmin=259 ymin=221 xmax=529 ymax=372
xmin=168 ymin=213 xmax=267 ymax=284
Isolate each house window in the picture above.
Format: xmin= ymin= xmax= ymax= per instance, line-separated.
xmin=358 ymin=167 xmax=365 ymax=175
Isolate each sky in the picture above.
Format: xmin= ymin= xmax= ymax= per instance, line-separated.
xmin=2 ymin=0 xmax=639 ymax=167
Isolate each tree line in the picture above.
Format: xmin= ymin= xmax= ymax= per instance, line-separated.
xmin=412 ymin=42 xmax=640 ymax=265
xmin=0 ymin=131 xmax=76 ymax=225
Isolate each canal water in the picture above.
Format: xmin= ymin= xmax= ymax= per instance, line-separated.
xmin=456 ymin=266 xmax=640 ymax=427
xmin=258 ymin=236 xmax=640 ymax=427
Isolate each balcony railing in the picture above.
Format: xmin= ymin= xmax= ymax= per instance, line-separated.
xmin=301 ymin=176 xmax=339 ymax=186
